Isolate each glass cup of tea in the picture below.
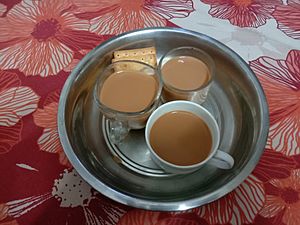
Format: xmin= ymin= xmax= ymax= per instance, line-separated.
xmin=145 ymin=100 xmax=234 ymax=174
xmin=158 ymin=46 xmax=215 ymax=104
xmin=94 ymin=60 xmax=162 ymax=143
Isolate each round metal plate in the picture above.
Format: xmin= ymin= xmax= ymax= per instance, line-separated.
xmin=58 ymin=27 xmax=269 ymax=211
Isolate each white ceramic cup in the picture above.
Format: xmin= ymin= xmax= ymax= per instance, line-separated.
xmin=145 ymin=100 xmax=234 ymax=174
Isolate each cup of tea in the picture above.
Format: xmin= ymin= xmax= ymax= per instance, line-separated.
xmin=145 ymin=100 xmax=234 ymax=174
xmin=94 ymin=60 xmax=162 ymax=143
xmin=158 ymin=46 xmax=215 ymax=104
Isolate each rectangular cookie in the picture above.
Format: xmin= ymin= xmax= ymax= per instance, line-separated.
xmin=113 ymin=47 xmax=156 ymax=59
xmin=112 ymin=54 xmax=157 ymax=68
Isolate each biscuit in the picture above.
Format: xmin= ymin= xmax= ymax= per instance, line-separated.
xmin=113 ymin=47 xmax=156 ymax=59
xmin=112 ymin=47 xmax=157 ymax=71
xmin=112 ymin=54 xmax=157 ymax=68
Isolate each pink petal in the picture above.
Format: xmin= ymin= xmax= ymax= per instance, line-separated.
xmin=72 ymin=0 xmax=117 ymax=13
xmin=33 ymin=90 xmax=67 ymax=165
xmin=0 ymin=1 xmax=35 ymax=42
xmin=250 ymin=51 xmax=300 ymax=156
xmin=44 ymin=90 xmax=60 ymax=106
xmin=273 ymin=2 xmax=300 ymax=40
xmin=157 ymin=217 xmax=199 ymax=225
xmin=73 ymin=0 xmax=194 ymax=35
xmin=193 ymin=175 xmax=265 ymax=225
xmin=33 ymin=102 xmax=58 ymax=128
xmin=194 ymin=196 xmax=232 ymax=224
xmin=56 ymin=29 xmax=103 ymax=52
xmin=0 ymin=0 xmax=92 ymax=76
xmin=0 ymin=39 xmax=73 ymax=77
xmin=0 ymin=220 xmax=19 ymax=225
xmin=286 ymin=50 xmax=300 ymax=79
xmin=90 ymin=193 xmax=127 ymax=224
xmin=201 ymin=0 xmax=281 ymax=28
xmin=145 ymin=0 xmax=194 ymax=20
xmin=0 ymin=3 xmax=6 ymax=17
xmin=0 ymin=0 xmax=22 ymax=17
xmin=0 ymin=203 xmax=8 ymax=220
xmin=58 ymin=151 xmax=72 ymax=168
xmin=250 ymin=56 xmax=298 ymax=123
xmin=253 ymin=149 xmax=296 ymax=182
xmin=268 ymin=117 xmax=300 ymax=156
xmin=63 ymin=58 xmax=80 ymax=72
xmin=201 ymin=0 xmax=232 ymax=4
xmin=117 ymin=209 xmax=160 ymax=225
xmin=60 ymin=11 xmax=91 ymax=32
xmin=73 ymin=0 xmax=194 ymax=20
xmin=34 ymin=91 xmax=71 ymax=167
xmin=231 ymin=176 xmax=266 ymax=224
xmin=267 ymin=169 xmax=300 ymax=195
xmin=289 ymin=169 xmax=300 ymax=191
xmin=5 ymin=193 xmax=52 ymax=218
xmin=0 ymin=120 xmax=22 ymax=154
xmin=79 ymin=49 xmax=92 ymax=56
xmin=90 ymin=7 xmax=166 ymax=35
xmin=282 ymin=201 xmax=300 ymax=225
xmin=1 ymin=0 xmax=89 ymax=32
xmin=0 ymin=71 xmax=20 ymax=92
xmin=0 ymin=87 xmax=39 ymax=126
xmin=260 ymin=169 xmax=300 ymax=223
xmin=34 ymin=0 xmax=74 ymax=20
xmin=260 ymin=195 xmax=285 ymax=218
xmin=37 ymin=128 xmax=61 ymax=153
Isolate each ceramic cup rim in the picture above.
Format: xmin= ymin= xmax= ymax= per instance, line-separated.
xmin=145 ymin=100 xmax=220 ymax=170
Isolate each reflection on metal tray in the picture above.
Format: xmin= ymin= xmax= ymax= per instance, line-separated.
xmin=58 ymin=27 xmax=269 ymax=211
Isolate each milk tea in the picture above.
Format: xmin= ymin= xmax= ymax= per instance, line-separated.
xmin=150 ymin=110 xmax=212 ymax=166
xmin=161 ymin=56 xmax=211 ymax=102
xmin=100 ymin=71 xmax=158 ymax=113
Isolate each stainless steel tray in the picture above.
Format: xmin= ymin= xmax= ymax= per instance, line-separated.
xmin=58 ymin=27 xmax=269 ymax=211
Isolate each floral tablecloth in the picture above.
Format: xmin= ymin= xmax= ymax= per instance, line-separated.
xmin=0 ymin=0 xmax=299 ymax=225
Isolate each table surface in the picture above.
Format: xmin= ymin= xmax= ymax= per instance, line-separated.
xmin=0 ymin=1 xmax=299 ymax=225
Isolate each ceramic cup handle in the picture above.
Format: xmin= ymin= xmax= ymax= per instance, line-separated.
xmin=208 ymin=150 xmax=234 ymax=169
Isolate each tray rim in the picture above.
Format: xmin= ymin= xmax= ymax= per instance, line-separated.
xmin=58 ymin=27 xmax=269 ymax=211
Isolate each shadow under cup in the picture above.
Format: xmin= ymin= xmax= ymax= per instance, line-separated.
xmin=93 ymin=60 xmax=162 ymax=143
xmin=158 ymin=47 xmax=215 ymax=103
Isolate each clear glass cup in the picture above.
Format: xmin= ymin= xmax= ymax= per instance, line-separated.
xmin=158 ymin=46 xmax=215 ymax=104
xmin=94 ymin=60 xmax=162 ymax=143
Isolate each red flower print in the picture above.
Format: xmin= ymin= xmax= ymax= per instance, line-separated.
xmin=253 ymin=149 xmax=296 ymax=182
xmin=0 ymin=0 xmax=21 ymax=17
xmin=72 ymin=0 xmax=194 ymax=35
xmin=0 ymin=121 xmax=22 ymax=154
xmin=192 ymin=175 xmax=265 ymax=225
xmin=260 ymin=169 xmax=300 ymax=225
xmin=117 ymin=210 xmax=160 ymax=225
xmin=63 ymin=58 xmax=81 ymax=72
xmin=273 ymin=0 xmax=300 ymax=40
xmin=1 ymin=168 xmax=127 ymax=225
xmin=0 ymin=3 xmax=6 ymax=16
xmin=0 ymin=203 xmax=8 ymax=220
xmin=201 ymin=0 xmax=281 ymax=28
xmin=0 ymin=203 xmax=18 ymax=225
xmin=117 ymin=209 xmax=205 ymax=225
xmin=0 ymin=70 xmax=39 ymax=153
xmin=156 ymin=213 xmax=204 ymax=225
xmin=33 ymin=90 xmax=70 ymax=167
xmin=156 ymin=218 xmax=200 ymax=225
xmin=0 ymin=0 xmax=102 ymax=77
xmin=0 ymin=221 xmax=18 ymax=225
xmin=250 ymin=50 xmax=300 ymax=156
